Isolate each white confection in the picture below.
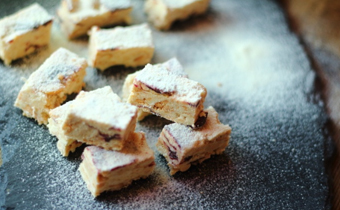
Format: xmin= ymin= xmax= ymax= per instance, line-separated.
xmin=14 ymin=47 xmax=87 ymax=125
xmin=135 ymin=64 xmax=203 ymax=106
xmin=144 ymin=0 xmax=210 ymax=30
xmin=57 ymin=0 xmax=132 ymax=39
xmin=88 ymin=24 xmax=154 ymax=70
xmin=157 ymin=106 xmax=232 ymax=175
xmin=79 ymin=132 xmax=155 ymax=197
xmin=48 ymin=86 xmax=138 ymax=151
xmin=0 ymin=3 xmax=53 ymax=65
xmin=95 ymin=24 xmax=153 ymax=51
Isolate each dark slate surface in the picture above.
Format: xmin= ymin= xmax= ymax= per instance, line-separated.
xmin=0 ymin=0 xmax=332 ymax=209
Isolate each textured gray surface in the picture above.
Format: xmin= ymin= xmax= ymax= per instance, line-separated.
xmin=0 ymin=0 xmax=331 ymax=209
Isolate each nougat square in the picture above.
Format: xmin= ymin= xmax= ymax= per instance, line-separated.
xmin=48 ymin=86 xmax=138 ymax=151
xmin=79 ymin=132 xmax=155 ymax=197
xmin=156 ymin=106 xmax=231 ymax=175
xmin=14 ymin=48 xmax=87 ymax=125
xmin=0 ymin=3 xmax=53 ymax=65
xmin=127 ymin=63 xmax=207 ymax=127
xmin=57 ymin=0 xmax=132 ymax=39
xmin=88 ymin=24 xmax=154 ymax=71
xmin=122 ymin=58 xmax=187 ymax=121
xmin=145 ymin=0 xmax=210 ymax=30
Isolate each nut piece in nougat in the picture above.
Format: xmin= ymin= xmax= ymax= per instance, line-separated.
xmin=48 ymin=86 xmax=138 ymax=151
xmin=0 ymin=3 xmax=53 ymax=65
xmin=88 ymin=24 xmax=154 ymax=71
xmin=57 ymin=0 xmax=132 ymax=39
xmin=79 ymin=132 xmax=155 ymax=197
xmin=144 ymin=0 xmax=210 ymax=30
xmin=156 ymin=106 xmax=231 ymax=175
xmin=127 ymin=63 xmax=207 ymax=126
xmin=14 ymin=48 xmax=87 ymax=125
xmin=122 ymin=57 xmax=188 ymax=121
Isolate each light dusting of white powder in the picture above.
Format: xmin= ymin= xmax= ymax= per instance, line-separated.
xmin=71 ymin=86 xmax=137 ymax=130
xmin=162 ymin=0 xmax=201 ymax=9
xmin=136 ymin=64 xmax=205 ymax=105
xmin=0 ymin=0 xmax=330 ymax=209
xmin=25 ymin=47 xmax=86 ymax=93
xmin=95 ymin=24 xmax=153 ymax=50
xmin=0 ymin=3 xmax=52 ymax=41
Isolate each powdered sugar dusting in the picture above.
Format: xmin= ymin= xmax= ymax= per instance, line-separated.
xmin=136 ymin=63 xmax=205 ymax=105
xmin=95 ymin=24 xmax=153 ymax=50
xmin=162 ymin=0 xmax=203 ymax=9
xmin=0 ymin=0 xmax=330 ymax=209
xmin=71 ymin=86 xmax=137 ymax=130
xmin=0 ymin=3 xmax=53 ymax=41
xmin=25 ymin=47 xmax=86 ymax=93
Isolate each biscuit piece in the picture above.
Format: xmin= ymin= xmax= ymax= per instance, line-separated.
xmin=88 ymin=24 xmax=154 ymax=71
xmin=79 ymin=132 xmax=155 ymax=197
xmin=145 ymin=0 xmax=210 ymax=30
xmin=157 ymin=106 xmax=231 ymax=175
xmin=57 ymin=0 xmax=132 ymax=39
xmin=0 ymin=3 xmax=53 ymax=65
xmin=122 ymin=58 xmax=187 ymax=121
xmin=48 ymin=86 xmax=138 ymax=151
xmin=127 ymin=63 xmax=207 ymax=126
xmin=14 ymin=48 xmax=87 ymax=125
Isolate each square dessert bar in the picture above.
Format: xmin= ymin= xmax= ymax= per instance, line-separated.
xmin=122 ymin=58 xmax=188 ymax=121
xmin=88 ymin=24 xmax=154 ymax=71
xmin=0 ymin=3 xmax=53 ymax=65
xmin=157 ymin=106 xmax=231 ymax=175
xmin=14 ymin=48 xmax=87 ymax=125
xmin=48 ymin=102 xmax=82 ymax=156
xmin=79 ymin=132 xmax=155 ymax=197
xmin=48 ymin=86 xmax=138 ymax=151
xmin=145 ymin=0 xmax=210 ymax=30
xmin=127 ymin=63 xmax=207 ymax=127
xmin=57 ymin=0 xmax=132 ymax=39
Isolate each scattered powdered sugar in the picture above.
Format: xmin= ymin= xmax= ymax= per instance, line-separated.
xmin=0 ymin=3 xmax=52 ymax=41
xmin=95 ymin=24 xmax=153 ymax=50
xmin=162 ymin=0 xmax=202 ymax=9
xmin=71 ymin=86 xmax=137 ymax=130
xmin=86 ymin=146 xmax=137 ymax=172
xmin=100 ymin=0 xmax=132 ymax=11
xmin=136 ymin=64 xmax=205 ymax=105
xmin=0 ymin=0 xmax=330 ymax=209
xmin=26 ymin=47 xmax=86 ymax=92
xmin=157 ymin=57 xmax=188 ymax=78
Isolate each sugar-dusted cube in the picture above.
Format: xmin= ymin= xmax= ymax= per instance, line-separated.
xmin=48 ymin=86 xmax=138 ymax=151
xmin=144 ymin=0 xmax=210 ymax=30
xmin=122 ymin=58 xmax=187 ymax=121
xmin=88 ymin=24 xmax=154 ymax=71
xmin=79 ymin=132 xmax=155 ymax=197
xmin=157 ymin=106 xmax=231 ymax=175
xmin=127 ymin=63 xmax=207 ymax=127
xmin=0 ymin=3 xmax=53 ymax=65
xmin=57 ymin=0 xmax=132 ymax=39
xmin=14 ymin=48 xmax=87 ymax=125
